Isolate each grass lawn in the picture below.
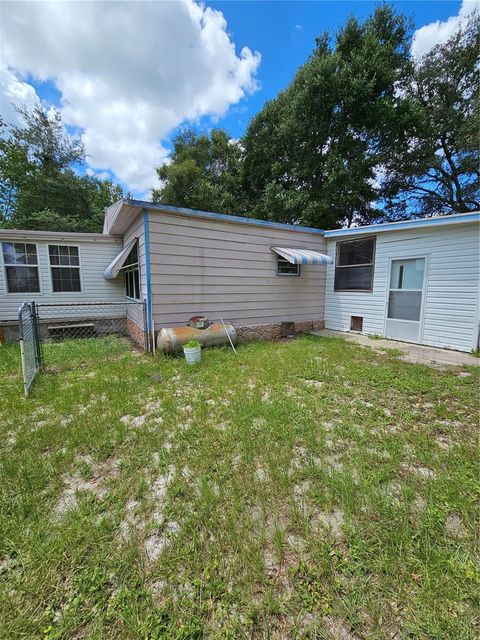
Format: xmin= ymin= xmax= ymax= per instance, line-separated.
xmin=0 ymin=335 xmax=478 ymax=639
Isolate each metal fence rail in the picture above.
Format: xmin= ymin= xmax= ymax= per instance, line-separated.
xmin=18 ymin=302 xmax=43 ymax=396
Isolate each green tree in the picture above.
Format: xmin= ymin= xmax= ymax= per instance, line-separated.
xmin=0 ymin=105 xmax=124 ymax=231
xmin=242 ymin=5 xmax=413 ymax=229
xmin=383 ymin=12 xmax=479 ymax=218
xmin=152 ymin=128 xmax=246 ymax=215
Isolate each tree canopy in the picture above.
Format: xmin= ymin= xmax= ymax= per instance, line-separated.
xmin=382 ymin=11 xmax=479 ymax=218
xmin=155 ymin=6 xmax=479 ymax=229
xmin=242 ymin=5 xmax=413 ymax=229
xmin=0 ymin=105 xmax=124 ymax=232
xmin=152 ymin=129 xmax=246 ymax=216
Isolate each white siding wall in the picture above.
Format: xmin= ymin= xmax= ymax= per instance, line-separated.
xmin=0 ymin=236 xmax=125 ymax=321
xmin=325 ymin=222 xmax=480 ymax=352
xmin=147 ymin=211 xmax=327 ymax=328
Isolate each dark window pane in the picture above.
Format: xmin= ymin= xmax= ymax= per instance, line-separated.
xmin=124 ymin=242 xmax=138 ymax=267
xmin=125 ymin=267 xmax=140 ymax=299
xmin=277 ymin=257 xmax=300 ymax=275
xmin=51 ymin=267 xmax=81 ymax=292
xmin=69 ymin=247 xmax=80 ymax=266
xmin=134 ymin=269 xmax=140 ymax=299
xmin=337 ymin=238 xmax=375 ymax=266
xmin=6 ymin=266 xmax=40 ymax=293
xmin=334 ymin=265 xmax=373 ymax=291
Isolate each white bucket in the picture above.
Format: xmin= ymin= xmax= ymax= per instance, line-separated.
xmin=183 ymin=345 xmax=201 ymax=365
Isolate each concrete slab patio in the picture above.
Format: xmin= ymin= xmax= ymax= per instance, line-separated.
xmin=311 ymin=329 xmax=480 ymax=367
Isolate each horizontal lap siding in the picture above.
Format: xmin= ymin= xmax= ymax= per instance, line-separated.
xmin=325 ymin=222 xmax=480 ymax=352
xmin=147 ymin=211 xmax=327 ymax=328
xmin=0 ymin=237 xmax=125 ymax=321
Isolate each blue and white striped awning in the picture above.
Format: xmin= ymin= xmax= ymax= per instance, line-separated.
xmin=271 ymin=247 xmax=334 ymax=266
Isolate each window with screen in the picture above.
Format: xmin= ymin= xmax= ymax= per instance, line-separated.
xmin=123 ymin=241 xmax=140 ymax=300
xmin=2 ymin=242 xmax=40 ymax=293
xmin=276 ymin=255 xmax=300 ymax=276
xmin=49 ymin=245 xmax=81 ymax=292
xmin=334 ymin=237 xmax=375 ymax=291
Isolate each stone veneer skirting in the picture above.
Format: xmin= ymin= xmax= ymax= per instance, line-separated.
xmin=236 ymin=320 xmax=325 ymax=343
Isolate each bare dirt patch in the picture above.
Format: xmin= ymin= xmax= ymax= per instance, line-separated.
xmin=323 ymin=616 xmax=361 ymax=640
xmin=445 ymin=513 xmax=467 ymax=538
xmin=312 ymin=509 xmax=344 ymax=540
xmin=54 ymin=457 xmax=120 ymax=516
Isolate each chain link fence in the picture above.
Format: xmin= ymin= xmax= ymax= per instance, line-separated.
xmin=18 ymin=302 xmax=43 ymax=396
xmin=36 ymin=301 xmax=148 ymax=350
xmin=18 ymin=300 xmax=149 ymax=395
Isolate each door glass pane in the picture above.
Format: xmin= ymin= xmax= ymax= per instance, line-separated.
xmin=388 ymin=291 xmax=422 ymax=321
xmin=390 ymin=258 xmax=425 ymax=290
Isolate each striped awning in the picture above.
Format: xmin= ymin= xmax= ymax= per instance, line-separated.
xmin=103 ymin=239 xmax=136 ymax=279
xmin=271 ymin=247 xmax=334 ymax=266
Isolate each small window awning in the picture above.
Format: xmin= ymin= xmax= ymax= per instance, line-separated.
xmin=271 ymin=247 xmax=334 ymax=266
xmin=103 ymin=239 xmax=136 ymax=279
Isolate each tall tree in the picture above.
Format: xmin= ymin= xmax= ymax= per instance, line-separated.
xmin=152 ymin=128 xmax=246 ymax=215
xmin=242 ymin=6 xmax=413 ymax=229
xmin=0 ymin=105 xmax=124 ymax=232
xmin=383 ymin=12 xmax=479 ymax=218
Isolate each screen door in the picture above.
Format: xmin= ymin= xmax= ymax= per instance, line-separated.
xmin=385 ymin=258 xmax=425 ymax=342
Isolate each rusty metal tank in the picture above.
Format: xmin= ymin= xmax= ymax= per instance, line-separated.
xmin=157 ymin=323 xmax=237 ymax=354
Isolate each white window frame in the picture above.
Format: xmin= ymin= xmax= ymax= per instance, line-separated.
xmin=276 ymin=255 xmax=301 ymax=277
xmin=1 ymin=241 xmax=42 ymax=295
xmin=122 ymin=241 xmax=141 ymax=301
xmin=47 ymin=244 xmax=83 ymax=294
xmin=334 ymin=236 xmax=376 ymax=292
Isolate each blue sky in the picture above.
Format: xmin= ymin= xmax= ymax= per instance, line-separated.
xmin=208 ymin=1 xmax=462 ymax=139
xmin=0 ymin=0 xmax=471 ymax=196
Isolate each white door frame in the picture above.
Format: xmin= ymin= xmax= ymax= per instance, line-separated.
xmin=383 ymin=255 xmax=430 ymax=344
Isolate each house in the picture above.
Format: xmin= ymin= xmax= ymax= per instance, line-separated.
xmin=324 ymin=212 xmax=480 ymax=353
xmin=1 ymin=200 xmax=479 ymax=352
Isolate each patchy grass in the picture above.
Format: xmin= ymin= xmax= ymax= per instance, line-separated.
xmin=0 ymin=335 xmax=478 ymax=639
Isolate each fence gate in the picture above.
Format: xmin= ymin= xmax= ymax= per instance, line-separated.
xmin=18 ymin=301 xmax=43 ymax=396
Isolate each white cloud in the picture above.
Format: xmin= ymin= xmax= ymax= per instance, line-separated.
xmin=411 ymin=0 xmax=477 ymax=59
xmin=0 ymin=67 xmax=40 ymax=128
xmin=0 ymin=0 xmax=260 ymax=193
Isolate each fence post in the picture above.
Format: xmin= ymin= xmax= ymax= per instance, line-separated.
xmin=18 ymin=304 xmax=28 ymax=397
xmin=32 ymin=301 xmax=44 ymax=370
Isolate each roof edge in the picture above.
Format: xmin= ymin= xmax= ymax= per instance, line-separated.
xmin=0 ymin=228 xmax=121 ymax=242
xmin=104 ymin=198 xmax=326 ymax=235
xmin=325 ymin=212 xmax=480 ymax=237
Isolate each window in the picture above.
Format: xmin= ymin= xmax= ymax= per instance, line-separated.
xmin=2 ymin=242 xmax=40 ymax=293
xmin=334 ymin=237 xmax=375 ymax=291
xmin=276 ymin=255 xmax=300 ymax=276
xmin=123 ymin=241 xmax=140 ymax=300
xmin=49 ymin=245 xmax=81 ymax=292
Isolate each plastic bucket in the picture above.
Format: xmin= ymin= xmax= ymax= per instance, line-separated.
xmin=183 ymin=345 xmax=201 ymax=365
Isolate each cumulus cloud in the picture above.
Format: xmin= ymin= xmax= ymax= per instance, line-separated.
xmin=0 ymin=67 xmax=40 ymax=127
xmin=411 ymin=0 xmax=477 ymax=59
xmin=0 ymin=0 xmax=260 ymax=192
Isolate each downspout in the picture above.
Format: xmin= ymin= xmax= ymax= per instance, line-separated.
xmin=142 ymin=207 xmax=153 ymax=350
